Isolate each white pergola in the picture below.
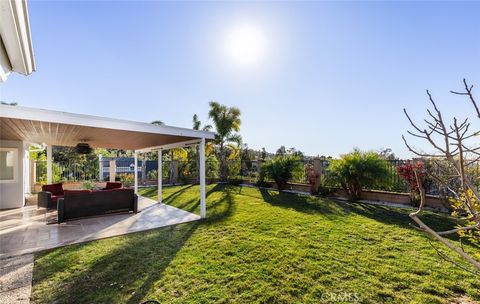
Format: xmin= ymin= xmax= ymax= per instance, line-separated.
xmin=134 ymin=138 xmax=208 ymax=218
xmin=0 ymin=105 xmax=215 ymax=217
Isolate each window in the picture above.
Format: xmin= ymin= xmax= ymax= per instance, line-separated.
xmin=0 ymin=148 xmax=17 ymax=182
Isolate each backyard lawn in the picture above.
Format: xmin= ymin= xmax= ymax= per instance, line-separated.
xmin=31 ymin=184 xmax=479 ymax=303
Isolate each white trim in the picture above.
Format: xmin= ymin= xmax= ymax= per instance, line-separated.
xmin=134 ymin=152 xmax=138 ymax=193
xmin=0 ymin=37 xmax=12 ymax=82
xmin=200 ymin=138 xmax=206 ymax=219
xmin=0 ymin=105 xmax=215 ymax=140
xmin=158 ymin=150 xmax=162 ymax=203
xmin=46 ymin=145 xmax=52 ymax=184
xmin=135 ymin=139 xmax=202 ymax=154
xmin=0 ymin=0 xmax=35 ymax=78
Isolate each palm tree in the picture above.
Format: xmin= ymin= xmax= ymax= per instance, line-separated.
xmin=208 ymin=101 xmax=241 ymax=181
xmin=192 ymin=114 xmax=212 ymax=182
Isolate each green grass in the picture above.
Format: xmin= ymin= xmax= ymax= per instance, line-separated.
xmin=31 ymin=184 xmax=480 ymax=303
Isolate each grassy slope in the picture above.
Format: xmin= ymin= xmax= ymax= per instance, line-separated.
xmin=31 ymin=184 xmax=480 ymax=304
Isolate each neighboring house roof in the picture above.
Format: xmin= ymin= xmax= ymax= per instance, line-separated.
xmin=0 ymin=105 xmax=216 ymax=150
xmin=0 ymin=0 xmax=36 ymax=82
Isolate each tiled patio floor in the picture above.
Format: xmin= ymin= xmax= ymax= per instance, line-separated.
xmin=0 ymin=196 xmax=201 ymax=258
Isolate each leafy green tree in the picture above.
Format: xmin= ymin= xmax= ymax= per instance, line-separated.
xmin=261 ymin=148 xmax=267 ymax=161
xmin=192 ymin=114 xmax=212 ymax=132
xmin=52 ymin=146 xmax=99 ymax=181
xmin=240 ymin=143 xmax=255 ymax=174
xmin=262 ymin=154 xmax=303 ymax=190
xmin=276 ymin=146 xmax=286 ymax=157
xmin=206 ymin=154 xmax=219 ymax=181
xmin=208 ymin=101 xmax=241 ymax=181
xmin=326 ymin=149 xmax=391 ymax=200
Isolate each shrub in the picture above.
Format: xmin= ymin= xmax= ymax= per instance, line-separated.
xmin=147 ymin=169 xmax=157 ymax=180
xmin=396 ymin=162 xmax=425 ymax=204
xmin=206 ymin=155 xmax=220 ymax=181
xmin=226 ymin=157 xmax=241 ymax=179
xmin=261 ymin=155 xmax=303 ymax=190
xmin=118 ymin=173 xmax=134 ymax=187
xmin=227 ymin=177 xmax=244 ymax=186
xmin=82 ymin=180 xmax=94 ymax=190
xmin=450 ymin=189 xmax=480 ymax=245
xmin=326 ymin=149 xmax=391 ymax=200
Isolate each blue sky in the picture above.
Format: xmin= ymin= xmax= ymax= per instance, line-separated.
xmin=1 ymin=1 xmax=479 ymax=158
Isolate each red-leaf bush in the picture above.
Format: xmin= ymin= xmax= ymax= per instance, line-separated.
xmin=396 ymin=162 xmax=425 ymax=203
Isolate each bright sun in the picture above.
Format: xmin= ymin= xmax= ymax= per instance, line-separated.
xmin=225 ymin=24 xmax=266 ymax=66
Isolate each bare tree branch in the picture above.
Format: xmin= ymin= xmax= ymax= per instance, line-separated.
xmin=402 ymin=79 xmax=480 ymax=271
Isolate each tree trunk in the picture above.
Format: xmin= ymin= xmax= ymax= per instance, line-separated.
xmin=411 ymin=171 xmax=480 ymax=271
xmin=141 ymin=154 xmax=146 ymax=185
xmin=169 ymin=150 xmax=175 ymax=185
xmin=219 ymin=144 xmax=227 ymax=182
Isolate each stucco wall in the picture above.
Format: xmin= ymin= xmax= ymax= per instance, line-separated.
xmin=0 ymin=140 xmax=26 ymax=209
xmin=332 ymin=188 xmax=450 ymax=211
xmin=241 ymin=180 xmax=449 ymax=211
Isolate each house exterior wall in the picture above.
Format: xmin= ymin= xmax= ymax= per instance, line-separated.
xmin=0 ymin=139 xmax=26 ymax=209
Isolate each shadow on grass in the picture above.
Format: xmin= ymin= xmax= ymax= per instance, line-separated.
xmin=33 ymin=184 xmax=236 ymax=304
xmin=258 ymin=188 xmax=465 ymax=240
xmin=163 ymin=184 xmax=236 ymax=223
xmin=33 ymin=222 xmax=199 ymax=304
xmin=139 ymin=184 xmax=194 ymax=202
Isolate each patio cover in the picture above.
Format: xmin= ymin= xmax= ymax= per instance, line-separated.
xmin=0 ymin=104 xmax=215 ymax=218
xmin=0 ymin=105 xmax=215 ymax=149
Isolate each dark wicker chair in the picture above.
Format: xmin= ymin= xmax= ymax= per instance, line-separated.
xmin=38 ymin=183 xmax=64 ymax=209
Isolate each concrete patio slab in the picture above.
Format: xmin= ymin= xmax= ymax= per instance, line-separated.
xmin=0 ymin=196 xmax=201 ymax=258
xmin=0 ymin=254 xmax=34 ymax=304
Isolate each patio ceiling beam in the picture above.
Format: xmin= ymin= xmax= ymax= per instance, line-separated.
xmin=135 ymin=139 xmax=203 ymax=154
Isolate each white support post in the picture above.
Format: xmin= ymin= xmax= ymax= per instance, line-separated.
xmin=134 ymin=152 xmax=138 ymax=193
xmin=46 ymin=145 xmax=52 ymax=184
xmin=158 ymin=149 xmax=162 ymax=203
xmin=199 ymin=138 xmax=206 ymax=218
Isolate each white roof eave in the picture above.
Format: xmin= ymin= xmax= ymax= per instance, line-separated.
xmin=0 ymin=0 xmax=36 ymax=78
xmin=0 ymin=105 xmax=216 ymax=140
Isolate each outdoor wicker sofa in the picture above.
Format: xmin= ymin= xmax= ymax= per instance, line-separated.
xmin=38 ymin=182 xmax=123 ymax=210
xmin=57 ymin=188 xmax=138 ymax=223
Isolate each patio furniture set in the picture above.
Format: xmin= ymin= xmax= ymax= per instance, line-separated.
xmin=38 ymin=182 xmax=138 ymax=223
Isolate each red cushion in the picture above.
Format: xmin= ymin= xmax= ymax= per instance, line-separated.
xmin=64 ymin=190 xmax=92 ymax=197
xmin=42 ymin=183 xmax=64 ymax=195
xmin=105 ymin=182 xmax=122 ymax=190
xmin=111 ymin=188 xmax=132 ymax=193
xmin=50 ymin=195 xmax=64 ymax=203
